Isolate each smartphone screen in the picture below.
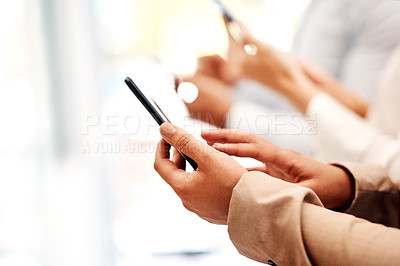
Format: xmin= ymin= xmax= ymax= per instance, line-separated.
xmin=124 ymin=77 xmax=198 ymax=170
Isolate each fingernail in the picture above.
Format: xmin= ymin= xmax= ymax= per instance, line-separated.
xmin=160 ymin=123 xmax=176 ymax=137
xmin=212 ymin=143 xmax=224 ymax=148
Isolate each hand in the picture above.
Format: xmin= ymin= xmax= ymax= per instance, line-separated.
xmin=201 ymin=129 xmax=355 ymax=210
xmin=222 ymin=19 xmax=320 ymax=112
xmin=154 ymin=123 xmax=247 ymax=224
xmin=224 ymin=19 xmax=251 ymax=84
xmin=223 ymin=18 xmax=259 ymax=84
xmin=298 ymin=58 xmax=339 ymax=88
xmin=183 ymin=71 xmax=232 ymax=127
xmin=223 ymin=17 xmax=301 ymax=91
xmin=298 ymin=58 xmax=369 ymax=117
xmin=190 ymin=20 xmax=256 ymax=85
xmin=196 ymin=55 xmax=234 ymax=85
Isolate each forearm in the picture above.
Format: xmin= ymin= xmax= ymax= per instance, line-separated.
xmin=302 ymin=203 xmax=400 ymax=266
xmin=280 ymin=78 xmax=319 ymax=114
xmin=279 ymin=75 xmax=369 ymax=116
xmin=307 ymin=93 xmax=400 ymax=181
xmin=317 ymin=79 xmax=369 ymax=117
xmin=336 ymin=162 xmax=400 ymax=227
xmin=228 ymin=171 xmax=400 ymax=265
xmin=228 ymin=172 xmax=320 ymax=265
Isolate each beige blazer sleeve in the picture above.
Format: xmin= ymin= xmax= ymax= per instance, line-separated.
xmin=336 ymin=162 xmax=400 ymax=227
xmin=227 ymin=166 xmax=400 ymax=265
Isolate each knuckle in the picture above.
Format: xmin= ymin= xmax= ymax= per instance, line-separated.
xmin=175 ymin=134 xmax=192 ymax=151
xmin=182 ymin=201 xmax=193 ymax=212
xmin=153 ymin=160 xmax=159 ymax=172
xmin=281 ymin=149 xmax=302 ymax=175
xmin=282 ymin=148 xmax=300 ymax=158
xmin=173 ymin=185 xmax=186 ymax=197
xmin=252 ymin=144 xmax=261 ymax=159
xmin=201 ymin=146 xmax=213 ymax=159
xmin=173 ymin=179 xmax=190 ymax=197
xmin=278 ymin=149 xmax=292 ymax=161
xmin=245 ymin=133 xmax=255 ymax=143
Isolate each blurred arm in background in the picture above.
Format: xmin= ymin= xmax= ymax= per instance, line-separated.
xmin=224 ymin=28 xmax=400 ymax=184
xmin=182 ymin=0 xmax=400 ymax=182
xmin=182 ymin=0 xmax=400 ymax=155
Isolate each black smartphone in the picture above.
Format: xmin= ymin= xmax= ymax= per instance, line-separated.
xmin=124 ymin=77 xmax=198 ymax=170
xmin=213 ymin=0 xmax=234 ymax=22
xmin=212 ymin=0 xmax=258 ymax=55
xmin=212 ymin=0 xmax=242 ymax=45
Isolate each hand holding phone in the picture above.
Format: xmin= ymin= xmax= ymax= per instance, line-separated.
xmin=212 ymin=0 xmax=258 ymax=55
xmin=124 ymin=77 xmax=198 ymax=170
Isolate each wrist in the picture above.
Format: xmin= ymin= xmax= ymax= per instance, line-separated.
xmin=281 ymin=78 xmax=319 ymax=113
xmin=329 ymin=165 xmax=356 ymax=211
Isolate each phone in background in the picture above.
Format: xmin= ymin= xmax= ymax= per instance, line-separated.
xmin=212 ymin=0 xmax=258 ymax=55
xmin=213 ymin=0 xmax=234 ymax=22
xmin=124 ymin=77 xmax=198 ymax=170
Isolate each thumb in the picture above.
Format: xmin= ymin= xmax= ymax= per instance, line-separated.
xmin=235 ymin=20 xmax=253 ymax=42
xmin=160 ymin=123 xmax=213 ymax=162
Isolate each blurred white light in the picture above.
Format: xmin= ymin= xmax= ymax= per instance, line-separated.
xmin=94 ymin=0 xmax=135 ymax=54
xmin=176 ymin=82 xmax=198 ymax=104
xmin=0 ymin=0 xmax=24 ymax=35
xmin=0 ymin=79 xmax=37 ymax=150
xmin=0 ymin=252 xmax=40 ymax=266
xmin=244 ymin=44 xmax=258 ymax=56
xmin=162 ymin=51 xmax=198 ymax=76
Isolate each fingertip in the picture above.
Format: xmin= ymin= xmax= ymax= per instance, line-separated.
xmin=206 ymin=141 xmax=214 ymax=146
xmin=154 ymin=148 xmax=187 ymax=187
xmin=158 ymin=138 xmax=171 ymax=152
xmin=212 ymin=143 xmax=226 ymax=151
xmin=172 ymin=148 xmax=186 ymax=170
xmin=160 ymin=123 xmax=176 ymax=138
xmin=201 ymin=129 xmax=221 ymax=136
xmin=212 ymin=142 xmax=223 ymax=147
xmin=200 ymin=130 xmax=212 ymax=140
xmin=154 ymin=139 xmax=170 ymax=169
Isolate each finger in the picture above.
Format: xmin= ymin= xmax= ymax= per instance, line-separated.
xmin=154 ymin=139 xmax=187 ymax=187
xmin=201 ymin=129 xmax=252 ymax=144
xmin=206 ymin=140 xmax=215 ymax=146
xmin=300 ymin=58 xmax=338 ymax=86
xmin=197 ymin=55 xmax=225 ymax=75
xmin=223 ymin=15 xmax=230 ymax=29
xmin=263 ymin=164 xmax=287 ymax=180
xmin=212 ymin=143 xmax=260 ymax=160
xmin=223 ymin=18 xmax=256 ymax=46
xmin=235 ymin=20 xmax=254 ymax=42
xmin=246 ymin=166 xmax=268 ymax=173
xmin=172 ymin=148 xmax=186 ymax=170
xmin=246 ymin=165 xmax=288 ymax=180
xmin=160 ymin=123 xmax=213 ymax=162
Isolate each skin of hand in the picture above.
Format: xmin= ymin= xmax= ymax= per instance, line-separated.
xmin=201 ymin=129 xmax=355 ymax=210
xmin=183 ymin=70 xmax=233 ymax=127
xmin=226 ymin=19 xmax=369 ymax=116
xmin=222 ymin=19 xmax=320 ymax=112
xmin=224 ymin=19 xmax=249 ymax=84
xmin=154 ymin=123 xmax=247 ymax=225
xmin=299 ymin=58 xmax=370 ymax=117
xmin=181 ymin=19 xmax=317 ymax=126
xmin=196 ymin=55 xmax=235 ymax=85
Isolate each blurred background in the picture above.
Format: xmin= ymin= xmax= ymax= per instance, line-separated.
xmin=0 ymin=0 xmax=310 ymax=265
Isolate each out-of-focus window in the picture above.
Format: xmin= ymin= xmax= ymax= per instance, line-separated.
xmin=0 ymin=0 xmax=51 ymax=265
xmin=94 ymin=0 xmax=310 ymax=76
